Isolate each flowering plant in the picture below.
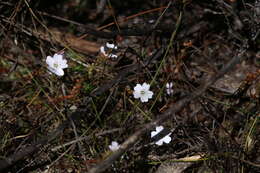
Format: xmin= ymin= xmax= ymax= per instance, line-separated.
xmin=46 ymin=53 xmax=68 ymax=76
xmin=133 ymin=82 xmax=153 ymax=102
xmin=166 ymin=82 xmax=173 ymax=95
xmin=151 ymin=126 xmax=171 ymax=146
xmin=100 ymin=42 xmax=118 ymax=59
xmin=109 ymin=141 xmax=120 ymax=151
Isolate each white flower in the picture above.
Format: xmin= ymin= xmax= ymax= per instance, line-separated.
xmin=46 ymin=53 xmax=68 ymax=76
xmin=151 ymin=126 xmax=171 ymax=146
xmin=100 ymin=42 xmax=118 ymax=59
xmin=133 ymin=82 xmax=153 ymax=102
xmin=166 ymin=82 xmax=173 ymax=95
xmin=109 ymin=141 xmax=120 ymax=151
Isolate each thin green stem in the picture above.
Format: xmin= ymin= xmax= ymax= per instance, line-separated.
xmin=150 ymin=11 xmax=183 ymax=87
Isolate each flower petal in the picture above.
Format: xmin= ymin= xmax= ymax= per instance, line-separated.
xmin=156 ymin=126 xmax=164 ymax=132
xmin=140 ymin=96 xmax=148 ymax=102
xmin=142 ymin=82 xmax=150 ymax=90
xmin=55 ymin=68 xmax=64 ymax=76
xmin=46 ymin=56 xmax=54 ymax=67
xmin=106 ymin=42 xmax=117 ymax=49
xmin=108 ymin=54 xmax=118 ymax=59
xmin=133 ymin=91 xmax=141 ymax=99
xmin=147 ymin=91 xmax=153 ymax=99
xmin=60 ymin=59 xmax=68 ymax=69
xmin=47 ymin=67 xmax=57 ymax=75
xmin=162 ymin=135 xmax=171 ymax=144
xmin=100 ymin=46 xmax=107 ymax=56
xmin=155 ymin=139 xmax=163 ymax=146
xmin=134 ymin=84 xmax=142 ymax=91
xmin=54 ymin=54 xmax=63 ymax=61
xmin=151 ymin=131 xmax=158 ymax=137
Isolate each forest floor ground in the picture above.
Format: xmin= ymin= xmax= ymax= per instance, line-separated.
xmin=0 ymin=0 xmax=260 ymax=172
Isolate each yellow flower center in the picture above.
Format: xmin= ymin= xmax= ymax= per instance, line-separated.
xmin=54 ymin=63 xmax=59 ymax=68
